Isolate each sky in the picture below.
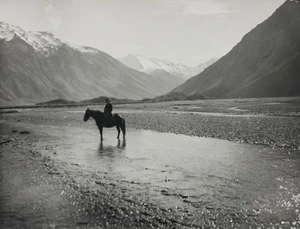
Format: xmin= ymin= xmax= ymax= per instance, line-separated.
xmin=0 ymin=0 xmax=285 ymax=66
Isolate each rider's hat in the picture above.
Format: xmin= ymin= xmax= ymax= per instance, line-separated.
xmin=105 ymin=97 xmax=110 ymax=103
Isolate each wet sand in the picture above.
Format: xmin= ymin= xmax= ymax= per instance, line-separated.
xmin=1 ymin=97 xmax=300 ymax=228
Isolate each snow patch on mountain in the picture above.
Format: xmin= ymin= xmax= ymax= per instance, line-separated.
xmin=0 ymin=29 xmax=14 ymax=41
xmin=0 ymin=21 xmax=97 ymax=56
xmin=67 ymin=43 xmax=99 ymax=53
xmin=0 ymin=22 xmax=20 ymax=41
xmin=118 ymin=54 xmax=217 ymax=79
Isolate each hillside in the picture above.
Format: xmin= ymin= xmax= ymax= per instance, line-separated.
xmin=172 ymin=1 xmax=300 ymax=98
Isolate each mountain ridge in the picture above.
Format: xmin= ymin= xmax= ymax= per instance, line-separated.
xmin=0 ymin=22 xmax=183 ymax=106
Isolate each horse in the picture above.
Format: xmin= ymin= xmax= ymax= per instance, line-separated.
xmin=83 ymin=108 xmax=126 ymax=140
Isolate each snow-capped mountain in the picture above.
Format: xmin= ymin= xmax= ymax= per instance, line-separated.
xmin=118 ymin=54 xmax=217 ymax=79
xmin=0 ymin=22 xmax=97 ymax=56
xmin=0 ymin=22 xmax=182 ymax=105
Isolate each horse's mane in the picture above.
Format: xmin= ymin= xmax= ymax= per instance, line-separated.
xmin=88 ymin=109 xmax=104 ymax=118
xmin=89 ymin=109 xmax=103 ymax=114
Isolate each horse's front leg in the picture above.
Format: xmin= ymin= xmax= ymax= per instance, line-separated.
xmin=116 ymin=126 xmax=120 ymax=139
xmin=99 ymin=126 xmax=103 ymax=141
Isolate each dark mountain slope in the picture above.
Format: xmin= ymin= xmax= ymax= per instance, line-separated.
xmin=172 ymin=1 xmax=300 ymax=98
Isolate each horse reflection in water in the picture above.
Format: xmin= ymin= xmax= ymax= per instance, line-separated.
xmin=98 ymin=139 xmax=126 ymax=154
xmin=83 ymin=108 xmax=126 ymax=141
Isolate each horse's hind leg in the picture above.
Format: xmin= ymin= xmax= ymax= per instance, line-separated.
xmin=121 ymin=120 xmax=126 ymax=139
xmin=116 ymin=126 xmax=120 ymax=139
xmin=99 ymin=126 xmax=103 ymax=141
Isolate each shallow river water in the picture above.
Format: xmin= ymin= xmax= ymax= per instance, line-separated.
xmin=30 ymin=119 xmax=300 ymax=227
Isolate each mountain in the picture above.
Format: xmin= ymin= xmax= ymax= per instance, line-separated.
xmin=172 ymin=0 xmax=300 ymax=99
xmin=118 ymin=54 xmax=217 ymax=79
xmin=0 ymin=22 xmax=180 ymax=106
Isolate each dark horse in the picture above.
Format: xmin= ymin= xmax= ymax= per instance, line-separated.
xmin=83 ymin=108 xmax=126 ymax=140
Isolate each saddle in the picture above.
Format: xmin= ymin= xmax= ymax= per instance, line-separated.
xmin=104 ymin=113 xmax=114 ymax=127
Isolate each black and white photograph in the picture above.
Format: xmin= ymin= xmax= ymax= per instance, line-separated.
xmin=0 ymin=0 xmax=300 ymax=228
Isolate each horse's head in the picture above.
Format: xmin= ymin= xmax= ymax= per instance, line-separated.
xmin=83 ymin=108 xmax=91 ymax=122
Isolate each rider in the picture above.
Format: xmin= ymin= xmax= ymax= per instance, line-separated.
xmin=104 ymin=97 xmax=113 ymax=122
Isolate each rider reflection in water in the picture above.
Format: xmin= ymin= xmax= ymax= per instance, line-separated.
xmin=104 ymin=97 xmax=113 ymax=123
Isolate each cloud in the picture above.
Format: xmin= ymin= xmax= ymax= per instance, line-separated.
xmin=45 ymin=1 xmax=54 ymax=13
xmin=182 ymin=0 xmax=236 ymax=15
xmin=144 ymin=0 xmax=237 ymax=16
xmin=48 ymin=16 xmax=62 ymax=30
xmin=44 ymin=0 xmax=62 ymax=30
